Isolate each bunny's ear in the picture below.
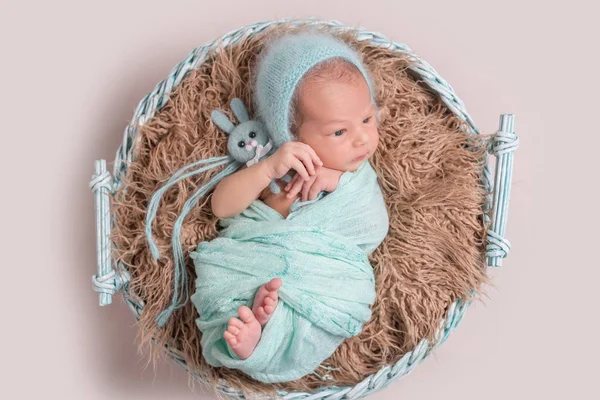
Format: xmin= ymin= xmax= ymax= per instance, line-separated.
xmin=230 ymin=98 xmax=250 ymax=123
xmin=211 ymin=110 xmax=235 ymax=134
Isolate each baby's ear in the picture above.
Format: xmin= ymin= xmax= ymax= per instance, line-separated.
xmin=211 ymin=110 xmax=235 ymax=134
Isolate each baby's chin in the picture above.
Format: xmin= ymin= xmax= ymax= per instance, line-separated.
xmin=346 ymin=159 xmax=367 ymax=172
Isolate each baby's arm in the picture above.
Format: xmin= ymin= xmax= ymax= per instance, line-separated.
xmin=211 ymin=161 xmax=273 ymax=219
xmin=211 ymin=142 xmax=322 ymax=218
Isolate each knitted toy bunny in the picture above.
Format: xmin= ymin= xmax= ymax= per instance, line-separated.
xmin=211 ymin=98 xmax=292 ymax=194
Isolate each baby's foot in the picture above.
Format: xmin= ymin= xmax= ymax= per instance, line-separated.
xmin=223 ymin=306 xmax=261 ymax=360
xmin=252 ymin=278 xmax=282 ymax=326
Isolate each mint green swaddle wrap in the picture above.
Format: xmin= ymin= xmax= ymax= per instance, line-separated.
xmin=190 ymin=159 xmax=389 ymax=383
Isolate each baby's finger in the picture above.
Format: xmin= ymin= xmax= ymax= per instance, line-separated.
xmin=285 ymin=174 xmax=301 ymax=191
xmin=286 ymin=175 xmax=300 ymax=191
xmin=295 ymin=149 xmax=316 ymax=176
xmin=291 ymin=158 xmax=309 ymax=181
xmin=305 ymin=144 xmax=323 ymax=167
xmin=301 ymin=180 xmax=314 ymax=202
xmin=286 ymin=176 xmax=305 ymax=198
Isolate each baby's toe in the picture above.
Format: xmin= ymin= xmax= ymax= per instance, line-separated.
xmin=238 ymin=306 xmax=256 ymax=324
xmin=266 ymin=278 xmax=282 ymax=292
xmin=224 ymin=331 xmax=238 ymax=346
xmin=228 ymin=317 xmax=244 ymax=329
xmin=264 ymin=297 xmax=275 ymax=307
xmin=255 ymin=306 xmax=268 ymax=320
xmin=227 ymin=324 xmax=240 ymax=335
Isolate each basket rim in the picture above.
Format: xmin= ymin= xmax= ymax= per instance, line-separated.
xmin=112 ymin=16 xmax=490 ymax=400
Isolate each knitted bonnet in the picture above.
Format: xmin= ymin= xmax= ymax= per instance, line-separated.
xmin=253 ymin=32 xmax=376 ymax=148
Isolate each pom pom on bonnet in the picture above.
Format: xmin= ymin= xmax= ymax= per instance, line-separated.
xmin=253 ymin=32 xmax=376 ymax=148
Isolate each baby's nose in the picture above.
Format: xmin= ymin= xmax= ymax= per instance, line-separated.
xmin=354 ymin=132 xmax=369 ymax=146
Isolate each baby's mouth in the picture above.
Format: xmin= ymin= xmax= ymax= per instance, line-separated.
xmin=351 ymin=152 xmax=368 ymax=162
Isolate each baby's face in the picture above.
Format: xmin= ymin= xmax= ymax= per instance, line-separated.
xmin=295 ymin=74 xmax=379 ymax=172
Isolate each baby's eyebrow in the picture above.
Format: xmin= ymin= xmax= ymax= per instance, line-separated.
xmin=323 ymin=105 xmax=375 ymax=125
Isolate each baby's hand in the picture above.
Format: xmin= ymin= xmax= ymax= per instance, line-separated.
xmin=284 ymin=166 xmax=344 ymax=202
xmin=263 ymin=142 xmax=322 ymax=181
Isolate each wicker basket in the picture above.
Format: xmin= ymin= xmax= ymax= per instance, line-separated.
xmin=89 ymin=17 xmax=518 ymax=399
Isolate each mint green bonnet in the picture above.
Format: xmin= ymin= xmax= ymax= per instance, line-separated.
xmin=253 ymin=32 xmax=377 ymax=148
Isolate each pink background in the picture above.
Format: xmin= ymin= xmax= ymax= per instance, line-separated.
xmin=2 ymin=0 xmax=598 ymax=399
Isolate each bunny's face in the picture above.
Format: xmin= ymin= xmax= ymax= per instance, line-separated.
xmin=211 ymin=98 xmax=274 ymax=164
xmin=227 ymin=121 xmax=271 ymax=163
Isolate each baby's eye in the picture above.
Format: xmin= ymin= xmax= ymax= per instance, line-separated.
xmin=332 ymin=129 xmax=345 ymax=137
xmin=363 ymin=116 xmax=372 ymax=123
xmin=249 ymin=131 xmax=257 ymax=138
xmin=238 ymin=140 xmax=246 ymax=148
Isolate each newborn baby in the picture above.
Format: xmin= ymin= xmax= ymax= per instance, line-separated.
xmin=210 ymin=45 xmax=381 ymax=360
xmin=189 ymin=31 xmax=389 ymax=383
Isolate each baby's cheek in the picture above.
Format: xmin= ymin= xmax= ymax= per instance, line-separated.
xmin=305 ymin=143 xmax=327 ymax=161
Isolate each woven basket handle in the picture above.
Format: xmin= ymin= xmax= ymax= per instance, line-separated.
xmin=485 ymin=114 xmax=519 ymax=267
xmin=89 ymin=160 xmax=129 ymax=306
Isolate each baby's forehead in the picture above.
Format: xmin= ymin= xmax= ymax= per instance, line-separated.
xmin=297 ymin=79 xmax=373 ymax=113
